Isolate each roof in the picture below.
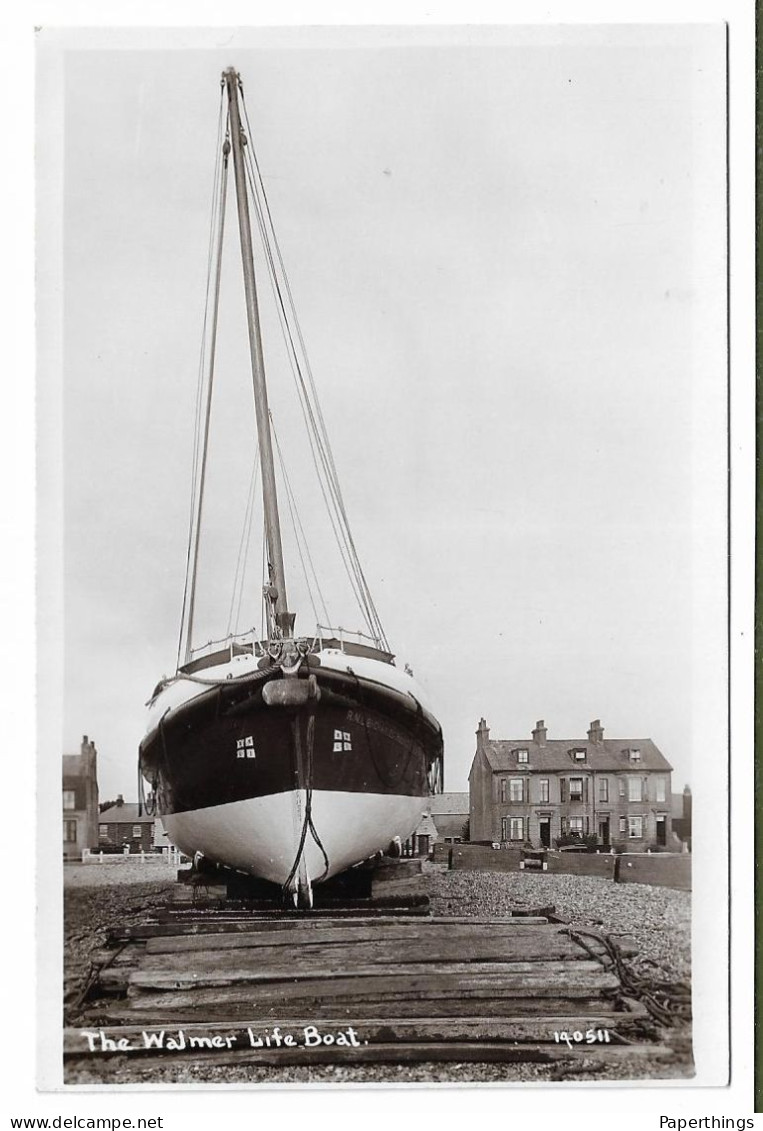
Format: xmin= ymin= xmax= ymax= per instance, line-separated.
xmin=415 ymin=814 xmax=439 ymax=837
xmin=481 ymin=738 xmax=672 ymax=774
xmin=428 ymin=792 xmax=469 ymax=816
xmin=62 ymin=754 xmax=88 ymax=775
xmin=99 ymin=803 xmax=154 ymax=823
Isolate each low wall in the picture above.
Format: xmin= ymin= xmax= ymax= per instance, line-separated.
xmin=616 ymin=853 xmax=691 ymax=891
xmin=546 ymin=852 xmax=616 ymax=879
xmin=436 ymin=845 xmax=690 ymax=890
xmin=450 ymin=845 xmax=523 ymax=872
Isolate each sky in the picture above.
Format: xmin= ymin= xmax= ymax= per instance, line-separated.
xmin=52 ymin=25 xmax=727 ymax=800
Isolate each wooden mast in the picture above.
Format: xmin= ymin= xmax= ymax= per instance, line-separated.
xmin=223 ymin=66 xmax=293 ymax=638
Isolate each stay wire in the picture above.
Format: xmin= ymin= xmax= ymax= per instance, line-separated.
xmin=226 ymin=444 xmax=261 ymax=637
xmin=242 ymin=94 xmax=389 ymax=649
xmin=176 ymin=92 xmax=227 ymax=669
xmin=240 ymin=144 xmax=377 ymax=638
xmin=238 ymin=90 xmax=388 ymax=649
xmin=183 ymin=132 xmax=231 ymax=664
xmin=271 ymin=418 xmax=331 ymax=629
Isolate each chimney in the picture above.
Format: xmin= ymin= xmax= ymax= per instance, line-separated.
xmin=587 ymin=719 xmax=604 ymax=744
xmin=476 ymin=718 xmax=490 ymax=748
xmin=683 ymin=785 xmax=692 ymax=820
xmin=116 ymin=793 xmax=124 ymax=807
xmin=532 ymin=719 xmax=547 ymax=746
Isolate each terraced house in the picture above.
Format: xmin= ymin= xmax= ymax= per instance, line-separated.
xmin=469 ymin=717 xmax=674 ymax=851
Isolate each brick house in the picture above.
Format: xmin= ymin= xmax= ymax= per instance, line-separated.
xmin=429 ymin=792 xmax=470 ymax=842
xmin=408 ymin=792 xmax=470 ymax=855
xmin=98 ymin=796 xmax=156 ymax=853
xmin=469 ymin=718 xmax=674 ymax=852
xmin=62 ymin=735 xmax=99 ymax=860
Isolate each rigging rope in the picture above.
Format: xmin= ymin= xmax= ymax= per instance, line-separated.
xmin=271 ymin=418 xmax=331 ymax=631
xmin=177 ymin=92 xmax=229 ymax=669
xmin=226 ymin=446 xmax=261 ymax=637
xmin=238 ymin=80 xmax=389 ymax=650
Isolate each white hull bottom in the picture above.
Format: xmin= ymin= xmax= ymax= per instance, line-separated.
xmin=162 ymin=790 xmax=426 ymax=886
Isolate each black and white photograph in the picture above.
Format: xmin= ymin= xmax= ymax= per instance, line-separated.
xmin=27 ymin=15 xmax=747 ymax=1108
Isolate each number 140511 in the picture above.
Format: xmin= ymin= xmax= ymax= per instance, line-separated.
xmin=553 ymin=1029 xmax=611 ymax=1048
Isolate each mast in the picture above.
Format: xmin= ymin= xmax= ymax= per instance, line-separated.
xmin=223 ymin=66 xmax=294 ymax=638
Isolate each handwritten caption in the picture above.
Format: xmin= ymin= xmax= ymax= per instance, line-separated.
xmin=79 ymin=1026 xmax=366 ymax=1053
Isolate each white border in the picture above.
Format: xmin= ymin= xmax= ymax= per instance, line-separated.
xmin=8 ymin=0 xmax=755 ymax=1123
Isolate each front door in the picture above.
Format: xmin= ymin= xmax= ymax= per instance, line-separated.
xmin=539 ymin=818 xmax=550 ymax=848
xmin=656 ymin=816 xmax=666 ymax=847
xmin=598 ymin=817 xmax=610 ymax=844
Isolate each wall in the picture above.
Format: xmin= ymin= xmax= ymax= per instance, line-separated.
xmin=545 ymin=852 xmax=616 ymax=879
xmin=450 ymin=845 xmax=523 ymax=872
xmin=615 ymin=853 xmax=691 ymax=891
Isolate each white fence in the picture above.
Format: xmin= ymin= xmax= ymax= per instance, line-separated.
xmin=81 ymin=846 xmax=182 ymax=866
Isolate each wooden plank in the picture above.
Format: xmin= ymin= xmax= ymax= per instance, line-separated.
xmin=82 ymin=995 xmax=616 ymax=1023
xmin=63 ymin=1039 xmax=679 ymax=1069
xmin=133 ymin=958 xmax=600 ymax=985
xmin=64 ymin=1014 xmax=652 ymax=1056
xmin=371 ymin=877 xmax=428 ymax=899
xmin=127 ymin=964 xmax=618 ymax=996
xmin=143 ymin=922 xmax=568 ymax=954
xmin=140 ymin=939 xmax=585 ymax=969
xmin=112 ymin=915 xmax=552 ymax=941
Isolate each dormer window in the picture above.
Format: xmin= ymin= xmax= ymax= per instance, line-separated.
xmin=516 ymin=748 xmax=528 ymax=763
xmin=627 ymin=748 xmax=641 ymax=763
xmin=572 ymin=748 xmax=586 ymax=762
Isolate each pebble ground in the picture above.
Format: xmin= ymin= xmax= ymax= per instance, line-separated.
xmin=64 ymin=859 xmax=692 ymax=1086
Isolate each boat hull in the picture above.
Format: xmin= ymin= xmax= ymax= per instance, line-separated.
xmin=140 ymin=655 xmax=442 ymax=885
xmin=162 ymin=789 xmax=427 ymax=884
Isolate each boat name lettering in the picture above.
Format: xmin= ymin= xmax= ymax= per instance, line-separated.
xmin=346 ymin=710 xmax=408 ymax=746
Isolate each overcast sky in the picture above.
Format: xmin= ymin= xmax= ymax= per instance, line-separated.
xmin=53 ymin=26 xmax=726 ymax=799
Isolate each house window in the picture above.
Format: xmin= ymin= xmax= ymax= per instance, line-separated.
xmin=501 ymin=817 xmax=524 ymax=841
xmin=655 ymin=777 xmax=666 ymax=803
xmin=569 ymin=777 xmax=584 ymax=801
xmin=627 ymin=777 xmax=643 ymax=802
xmin=509 ymin=779 xmax=525 ymax=803
xmin=99 ymin=824 xmax=108 ymax=837
xmin=572 ymin=749 xmax=586 ymax=761
xmin=63 ymin=790 xmax=76 ymax=810
xmin=539 ymin=779 xmax=549 ymax=803
xmin=598 ymin=778 xmax=609 ymax=803
xmin=619 ymin=816 xmax=627 ymax=834
xmin=516 ymin=749 xmax=528 ymax=763
xmin=132 ymin=825 xmax=142 ymax=838
xmin=333 ymin=730 xmax=352 ymax=753
xmin=64 ymin=819 xmax=77 ymax=843
xmin=500 ymin=779 xmax=507 ymax=803
xmin=628 ymin=816 xmax=644 ymax=839
xmin=619 ymin=778 xmax=626 ymax=798
xmin=628 ymin=748 xmax=641 ymax=763
xmin=568 ymin=816 xmax=584 ymax=836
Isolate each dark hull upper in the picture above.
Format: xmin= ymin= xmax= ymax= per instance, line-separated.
xmin=140 ymin=658 xmax=442 ymax=813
